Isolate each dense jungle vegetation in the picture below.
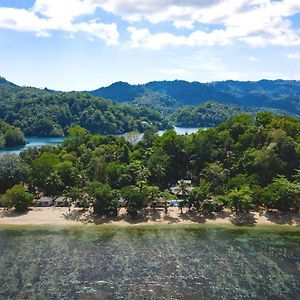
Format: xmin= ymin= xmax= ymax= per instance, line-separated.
xmin=0 ymin=82 xmax=170 ymax=137
xmin=1 ymin=112 xmax=300 ymax=215
xmin=91 ymin=79 xmax=300 ymax=114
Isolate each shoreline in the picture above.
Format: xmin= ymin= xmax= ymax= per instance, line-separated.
xmin=0 ymin=207 xmax=299 ymax=228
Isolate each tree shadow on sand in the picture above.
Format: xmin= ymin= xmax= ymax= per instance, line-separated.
xmin=204 ymin=210 xmax=232 ymax=221
xmin=179 ymin=210 xmax=206 ymax=223
xmin=62 ymin=208 xmax=300 ymax=227
xmin=62 ymin=209 xmax=90 ymax=223
xmin=148 ymin=210 xmax=161 ymax=222
xmin=0 ymin=208 xmax=30 ymax=218
xmin=163 ymin=213 xmax=181 ymax=224
xmin=62 ymin=208 xmax=155 ymax=225
xmin=264 ymin=210 xmax=300 ymax=226
xmin=230 ymin=212 xmax=256 ymax=226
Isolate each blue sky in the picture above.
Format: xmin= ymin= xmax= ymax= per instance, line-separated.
xmin=0 ymin=0 xmax=300 ymax=91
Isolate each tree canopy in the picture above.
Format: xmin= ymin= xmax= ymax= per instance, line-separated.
xmin=0 ymin=86 xmax=170 ymax=137
xmin=1 ymin=112 xmax=300 ymax=215
xmin=0 ymin=119 xmax=25 ymax=148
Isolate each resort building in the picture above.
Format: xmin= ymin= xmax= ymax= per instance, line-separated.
xmin=54 ymin=197 xmax=70 ymax=207
xmin=33 ymin=197 xmax=54 ymax=207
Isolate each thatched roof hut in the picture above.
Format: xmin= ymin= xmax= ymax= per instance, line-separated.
xmin=33 ymin=197 xmax=53 ymax=207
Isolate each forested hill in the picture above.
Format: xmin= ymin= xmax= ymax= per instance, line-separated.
xmin=0 ymin=77 xmax=18 ymax=89
xmin=0 ymin=79 xmax=169 ymax=137
xmin=171 ymin=101 xmax=294 ymax=128
xmin=89 ymin=79 xmax=300 ymax=115
xmin=1 ymin=76 xmax=299 ymax=138
xmin=88 ymin=81 xmax=181 ymax=114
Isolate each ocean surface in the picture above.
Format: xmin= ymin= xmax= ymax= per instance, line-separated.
xmin=0 ymin=127 xmax=200 ymax=156
xmin=0 ymin=225 xmax=299 ymax=299
xmin=0 ymin=137 xmax=65 ymax=156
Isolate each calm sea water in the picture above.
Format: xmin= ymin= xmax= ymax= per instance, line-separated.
xmin=0 ymin=226 xmax=299 ymax=300
xmin=0 ymin=137 xmax=65 ymax=156
xmin=158 ymin=127 xmax=202 ymax=136
xmin=0 ymin=127 xmax=201 ymax=156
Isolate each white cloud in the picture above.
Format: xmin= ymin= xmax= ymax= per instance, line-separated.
xmin=0 ymin=1 xmax=119 ymax=45
xmin=94 ymin=0 xmax=300 ymax=27
xmin=287 ymin=52 xmax=300 ymax=59
xmin=33 ymin=0 xmax=95 ymax=23
xmin=35 ymin=31 xmax=52 ymax=38
xmin=117 ymin=0 xmax=300 ymax=48
xmin=127 ymin=27 xmax=186 ymax=49
xmin=127 ymin=17 xmax=300 ymax=49
xmin=0 ymin=8 xmax=49 ymax=32
xmin=249 ymin=56 xmax=259 ymax=62
xmin=1 ymin=0 xmax=300 ymax=48
xmin=75 ymin=21 xmax=119 ymax=45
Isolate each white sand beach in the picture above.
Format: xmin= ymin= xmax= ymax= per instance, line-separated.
xmin=0 ymin=207 xmax=299 ymax=227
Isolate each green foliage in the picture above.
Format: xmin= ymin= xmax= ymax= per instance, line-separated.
xmin=262 ymin=176 xmax=300 ymax=211
xmin=122 ymin=186 xmax=148 ymax=217
xmin=1 ymin=111 xmax=300 ymax=213
xmin=219 ymin=185 xmax=254 ymax=213
xmin=1 ymin=184 xmax=33 ymax=212
xmin=171 ymin=101 xmax=254 ymax=127
xmin=0 ymin=119 xmax=25 ymax=148
xmin=44 ymin=172 xmax=64 ymax=196
xmin=0 ymin=86 xmax=168 ymax=137
xmin=55 ymin=161 xmax=77 ymax=187
xmin=0 ymin=154 xmax=29 ymax=193
xmin=200 ymin=199 xmax=223 ymax=215
xmin=90 ymin=79 xmax=300 ymax=116
xmin=87 ymin=156 xmax=107 ymax=182
xmin=90 ymin=81 xmax=181 ymax=115
xmin=188 ymin=180 xmax=211 ymax=210
xmin=31 ymin=152 xmax=60 ymax=192
xmin=64 ymin=186 xmax=90 ymax=209
xmin=147 ymin=148 xmax=169 ymax=186
xmin=201 ymin=162 xmax=228 ymax=194
xmin=143 ymin=185 xmax=161 ymax=207
xmin=90 ymin=183 xmax=119 ymax=216
xmin=106 ymin=162 xmax=130 ymax=189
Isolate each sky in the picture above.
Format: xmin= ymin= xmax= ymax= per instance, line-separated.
xmin=0 ymin=0 xmax=300 ymax=91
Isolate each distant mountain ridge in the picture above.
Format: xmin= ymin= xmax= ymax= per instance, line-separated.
xmin=88 ymin=79 xmax=300 ymax=115
xmin=0 ymin=77 xmax=170 ymax=137
xmin=88 ymin=81 xmax=182 ymax=114
xmin=0 ymin=77 xmax=18 ymax=89
xmin=1 ymin=75 xmax=300 ymax=120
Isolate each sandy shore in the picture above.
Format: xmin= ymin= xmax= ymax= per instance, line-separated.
xmin=0 ymin=207 xmax=299 ymax=227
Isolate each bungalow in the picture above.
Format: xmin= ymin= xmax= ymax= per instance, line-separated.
xmin=33 ymin=197 xmax=54 ymax=207
xmin=54 ymin=197 xmax=70 ymax=207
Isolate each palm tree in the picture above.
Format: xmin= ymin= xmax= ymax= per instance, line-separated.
xmin=173 ymin=180 xmax=190 ymax=198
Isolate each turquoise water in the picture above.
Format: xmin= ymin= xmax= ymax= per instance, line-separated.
xmin=0 ymin=137 xmax=65 ymax=156
xmin=0 ymin=127 xmax=201 ymax=156
xmin=0 ymin=226 xmax=299 ymax=299
xmin=168 ymin=200 xmax=184 ymax=206
xmin=158 ymin=127 xmax=201 ymax=136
